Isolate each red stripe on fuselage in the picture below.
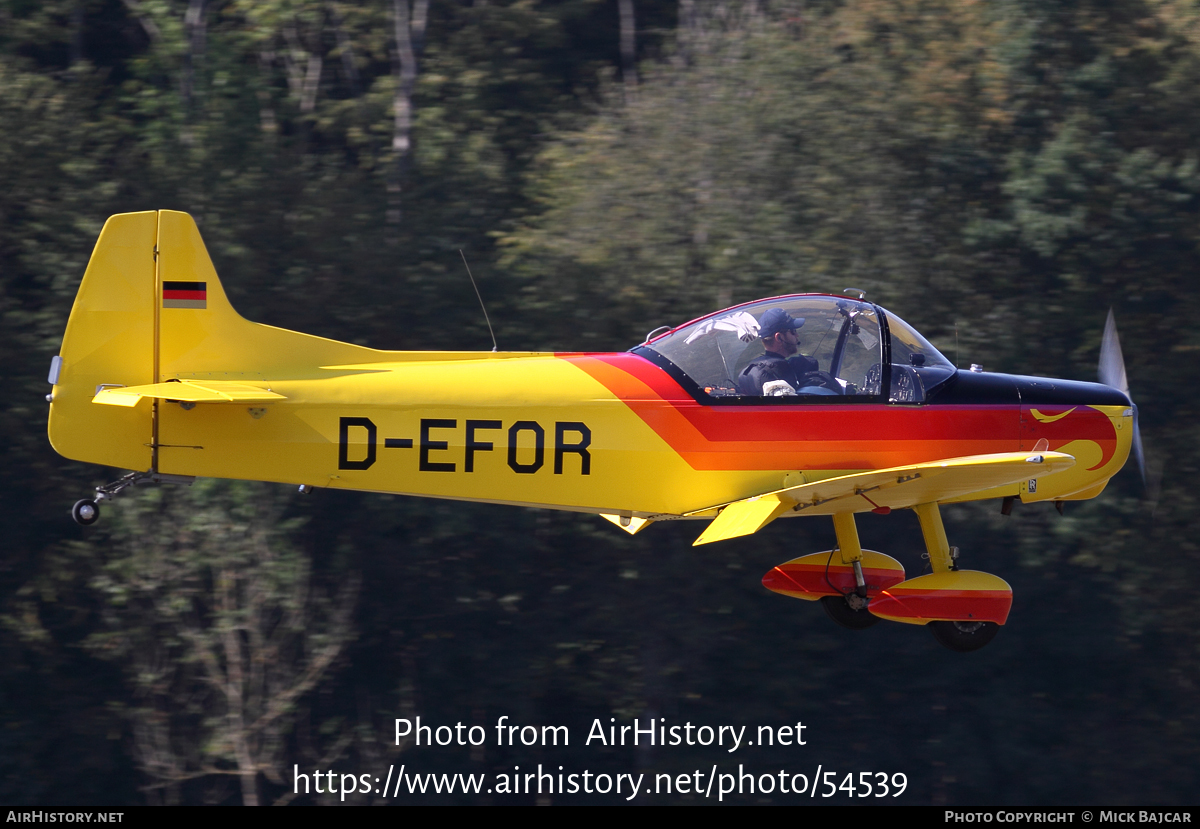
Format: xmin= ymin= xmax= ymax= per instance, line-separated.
xmin=162 ymin=290 xmax=206 ymax=301
xmin=1022 ymin=407 xmax=1117 ymax=470
xmin=564 ymin=352 xmax=1020 ymax=471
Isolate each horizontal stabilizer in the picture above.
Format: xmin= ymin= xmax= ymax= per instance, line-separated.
xmin=692 ymin=451 xmax=1075 ymax=545
xmin=93 ymin=380 xmax=286 ymax=407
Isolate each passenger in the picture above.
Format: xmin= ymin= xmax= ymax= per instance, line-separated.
xmin=737 ymin=308 xmax=841 ymax=396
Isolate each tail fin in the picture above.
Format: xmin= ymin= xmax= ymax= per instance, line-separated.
xmin=154 ymin=210 xmax=373 ymax=377
xmin=49 ymin=210 xmax=376 ymax=472
xmin=48 ymin=211 xmax=157 ymax=470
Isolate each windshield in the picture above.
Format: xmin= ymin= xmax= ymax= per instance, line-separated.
xmin=643 ymin=296 xmax=883 ymax=400
xmin=883 ymin=312 xmax=956 ymax=403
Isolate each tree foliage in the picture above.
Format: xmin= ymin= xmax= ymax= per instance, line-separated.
xmin=86 ymin=481 xmax=357 ymax=805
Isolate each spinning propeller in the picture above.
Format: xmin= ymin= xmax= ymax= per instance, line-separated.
xmin=1097 ymin=309 xmax=1146 ymax=488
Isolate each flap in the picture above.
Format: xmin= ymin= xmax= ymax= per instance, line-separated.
xmin=93 ymin=380 xmax=286 ymax=407
xmin=693 ymin=494 xmax=793 ymax=545
xmin=692 ymin=452 xmax=1075 ymax=545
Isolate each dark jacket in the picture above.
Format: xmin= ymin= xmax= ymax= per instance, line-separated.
xmin=737 ymin=352 xmax=819 ymax=396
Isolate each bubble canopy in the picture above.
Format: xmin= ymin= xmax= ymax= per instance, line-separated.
xmin=633 ymin=294 xmax=956 ymax=404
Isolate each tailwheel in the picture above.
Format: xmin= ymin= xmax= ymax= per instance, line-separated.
xmin=820 ymin=594 xmax=879 ymax=630
xmin=928 ymin=620 xmax=999 ymax=652
xmin=68 ymin=472 xmax=196 ymax=526
xmin=72 ymin=498 xmax=100 ymax=526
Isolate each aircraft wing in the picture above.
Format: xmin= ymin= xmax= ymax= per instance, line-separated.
xmin=92 ymin=380 xmax=286 ymax=407
xmin=692 ymin=451 xmax=1075 ymax=546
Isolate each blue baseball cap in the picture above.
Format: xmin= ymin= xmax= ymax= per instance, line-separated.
xmin=759 ymin=308 xmax=805 ymax=339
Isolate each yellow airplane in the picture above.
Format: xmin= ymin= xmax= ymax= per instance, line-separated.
xmin=47 ymin=211 xmax=1139 ymax=651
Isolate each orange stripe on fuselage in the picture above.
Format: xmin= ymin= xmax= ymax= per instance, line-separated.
xmin=564 ymin=353 xmax=1022 ymax=471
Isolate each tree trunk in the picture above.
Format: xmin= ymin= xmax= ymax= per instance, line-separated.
xmin=70 ymin=0 xmax=84 ymax=67
xmin=618 ymin=0 xmax=637 ymax=97
xmin=181 ymin=0 xmax=207 ymax=144
xmin=388 ymin=0 xmax=430 ymax=236
xmin=329 ymin=2 xmax=362 ymax=98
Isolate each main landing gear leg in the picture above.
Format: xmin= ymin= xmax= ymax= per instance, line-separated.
xmin=913 ymin=502 xmax=998 ymax=652
xmin=820 ymin=512 xmax=880 ymax=630
xmin=71 ymin=471 xmax=195 ymax=526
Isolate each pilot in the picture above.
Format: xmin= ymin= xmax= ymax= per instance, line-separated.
xmin=737 ymin=308 xmax=833 ymax=396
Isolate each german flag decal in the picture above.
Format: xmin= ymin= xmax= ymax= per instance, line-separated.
xmin=162 ymin=281 xmax=207 ymax=309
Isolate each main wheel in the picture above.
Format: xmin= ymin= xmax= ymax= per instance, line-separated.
xmin=72 ymin=499 xmax=100 ymax=526
xmin=820 ymin=595 xmax=879 ymax=630
xmin=929 ymin=620 xmax=999 ymax=652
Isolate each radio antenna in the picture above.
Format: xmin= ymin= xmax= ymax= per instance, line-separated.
xmin=459 ymin=249 xmax=497 ymax=352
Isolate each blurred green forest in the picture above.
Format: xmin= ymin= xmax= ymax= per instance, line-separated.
xmin=3 ymin=0 xmax=1198 ymax=806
